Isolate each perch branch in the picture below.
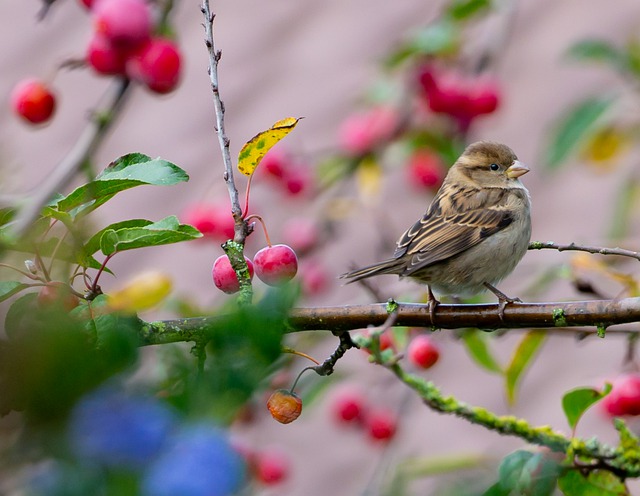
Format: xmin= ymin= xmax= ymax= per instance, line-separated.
xmin=141 ymin=296 xmax=640 ymax=346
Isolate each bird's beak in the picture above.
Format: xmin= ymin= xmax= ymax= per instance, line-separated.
xmin=506 ymin=160 xmax=529 ymax=179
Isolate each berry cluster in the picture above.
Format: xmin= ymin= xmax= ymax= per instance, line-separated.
xmin=330 ymin=387 xmax=398 ymax=442
xmin=259 ymin=147 xmax=313 ymax=197
xmin=417 ymin=65 xmax=501 ymax=132
xmin=11 ymin=0 xmax=182 ymax=126
xmin=212 ymin=244 xmax=298 ymax=294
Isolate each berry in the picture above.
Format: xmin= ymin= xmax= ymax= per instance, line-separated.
xmin=93 ymin=0 xmax=151 ymax=49
xmin=602 ymin=374 xmax=640 ymax=416
xmin=38 ymin=282 xmax=79 ymax=311
xmin=407 ymin=335 xmax=440 ymax=369
xmin=10 ymin=79 xmax=56 ymax=124
xmin=182 ymin=203 xmax=235 ymax=242
xmin=365 ymin=409 xmax=397 ymax=442
xmin=260 ymin=147 xmax=290 ymax=179
xmin=267 ymin=389 xmax=302 ymax=424
xmin=79 ymin=0 xmax=95 ymax=8
xmin=69 ymin=387 xmax=177 ymax=469
xmin=339 ymin=107 xmax=398 ymax=155
xmin=212 ymin=255 xmax=254 ymax=294
xmin=331 ymin=388 xmax=366 ymax=424
xmin=283 ymin=167 xmax=311 ymax=196
xmin=299 ymin=260 xmax=330 ymax=297
xmin=254 ymin=449 xmax=289 ymax=485
xmin=253 ymin=244 xmax=298 ymax=286
xmin=86 ymin=33 xmax=128 ymax=75
xmin=127 ymin=37 xmax=182 ymax=94
xmin=142 ymin=423 xmax=246 ymax=496
xmin=406 ymin=150 xmax=446 ymax=190
xmin=282 ymin=217 xmax=319 ymax=254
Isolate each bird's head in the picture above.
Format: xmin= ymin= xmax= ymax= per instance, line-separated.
xmin=451 ymin=141 xmax=529 ymax=188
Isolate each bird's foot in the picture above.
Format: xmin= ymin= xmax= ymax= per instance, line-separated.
xmin=483 ymin=282 xmax=521 ymax=322
xmin=427 ymin=287 xmax=440 ymax=326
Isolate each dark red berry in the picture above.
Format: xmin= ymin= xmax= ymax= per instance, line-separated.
xmin=11 ymin=79 xmax=56 ymax=124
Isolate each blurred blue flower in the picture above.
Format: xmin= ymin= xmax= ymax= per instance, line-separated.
xmin=68 ymin=386 xmax=177 ymax=470
xmin=142 ymin=423 xmax=246 ymax=496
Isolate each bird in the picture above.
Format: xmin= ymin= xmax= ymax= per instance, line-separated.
xmin=340 ymin=141 xmax=531 ymax=322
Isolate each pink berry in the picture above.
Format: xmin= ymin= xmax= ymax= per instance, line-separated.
xmin=93 ymin=0 xmax=151 ymax=49
xmin=260 ymin=147 xmax=290 ymax=179
xmin=182 ymin=203 xmax=235 ymax=242
xmin=253 ymin=244 xmax=298 ymax=286
xmin=79 ymin=0 xmax=95 ymax=8
xmin=254 ymin=449 xmax=289 ymax=485
xmin=299 ymin=260 xmax=330 ymax=297
xmin=86 ymin=33 xmax=128 ymax=75
xmin=282 ymin=218 xmax=318 ymax=254
xmin=366 ymin=409 xmax=397 ymax=442
xmin=332 ymin=389 xmax=366 ymax=424
xmin=602 ymin=374 xmax=640 ymax=417
xmin=127 ymin=37 xmax=182 ymax=94
xmin=282 ymin=166 xmax=311 ymax=197
xmin=339 ymin=107 xmax=398 ymax=155
xmin=10 ymin=79 xmax=56 ymax=124
xmin=407 ymin=335 xmax=440 ymax=369
xmin=212 ymin=255 xmax=254 ymax=294
xmin=406 ymin=150 xmax=446 ymax=190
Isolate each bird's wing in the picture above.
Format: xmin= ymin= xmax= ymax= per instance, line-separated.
xmin=393 ymin=184 xmax=514 ymax=275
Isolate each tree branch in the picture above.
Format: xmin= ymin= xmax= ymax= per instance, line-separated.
xmin=9 ymin=78 xmax=131 ymax=238
xmin=529 ymin=241 xmax=640 ymax=262
xmin=141 ymin=297 xmax=640 ymax=346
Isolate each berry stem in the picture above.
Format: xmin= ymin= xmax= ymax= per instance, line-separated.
xmin=244 ymin=214 xmax=272 ymax=247
xmin=289 ymin=366 xmax=315 ymax=393
xmin=242 ymin=174 xmax=253 ymax=219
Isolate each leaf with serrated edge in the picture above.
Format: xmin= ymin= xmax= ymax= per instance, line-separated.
xmin=505 ymin=331 xmax=546 ymax=405
xmin=237 ymin=117 xmax=300 ymax=176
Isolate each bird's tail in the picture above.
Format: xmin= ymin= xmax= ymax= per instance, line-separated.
xmin=340 ymin=259 xmax=403 ymax=283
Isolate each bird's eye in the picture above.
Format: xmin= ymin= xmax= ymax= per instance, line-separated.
xmin=489 ymin=163 xmax=500 ymax=171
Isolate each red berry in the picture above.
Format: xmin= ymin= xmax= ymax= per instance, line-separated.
xmin=253 ymin=244 xmax=298 ymax=286
xmin=93 ymin=0 xmax=151 ymax=49
xmin=38 ymin=282 xmax=79 ymax=311
xmin=260 ymin=147 xmax=290 ymax=179
xmin=366 ymin=409 xmax=397 ymax=442
xmin=11 ymin=79 xmax=56 ymax=125
xmin=212 ymin=255 xmax=254 ymax=294
xmin=406 ymin=150 xmax=446 ymax=190
xmin=254 ymin=449 xmax=290 ymax=485
xmin=127 ymin=37 xmax=182 ymax=94
xmin=283 ymin=167 xmax=310 ymax=196
xmin=79 ymin=0 xmax=95 ymax=8
xmin=267 ymin=389 xmax=302 ymax=424
xmin=407 ymin=335 xmax=440 ymax=369
xmin=332 ymin=388 xmax=366 ymax=424
xmin=86 ymin=33 xmax=128 ymax=76
xmin=182 ymin=203 xmax=235 ymax=242
xmin=282 ymin=218 xmax=319 ymax=254
xmin=602 ymin=374 xmax=640 ymax=416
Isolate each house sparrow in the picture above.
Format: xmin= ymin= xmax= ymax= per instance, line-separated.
xmin=341 ymin=141 xmax=531 ymax=321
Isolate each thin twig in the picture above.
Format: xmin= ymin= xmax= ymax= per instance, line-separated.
xmin=200 ymin=1 xmax=243 ymax=238
xmin=10 ymin=78 xmax=131 ymax=238
xmin=529 ymin=241 xmax=640 ymax=262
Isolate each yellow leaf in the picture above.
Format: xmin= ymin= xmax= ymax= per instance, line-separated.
xmin=356 ymin=157 xmax=382 ymax=204
xmin=108 ymin=271 xmax=172 ymax=313
xmin=581 ymin=126 xmax=628 ymax=169
xmin=237 ymin=117 xmax=301 ymax=176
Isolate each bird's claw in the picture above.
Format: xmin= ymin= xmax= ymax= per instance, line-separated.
xmin=427 ymin=287 xmax=440 ymax=326
xmin=484 ymin=282 xmax=522 ymax=323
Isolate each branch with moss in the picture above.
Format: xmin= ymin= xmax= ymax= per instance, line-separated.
xmin=380 ymin=353 xmax=640 ymax=479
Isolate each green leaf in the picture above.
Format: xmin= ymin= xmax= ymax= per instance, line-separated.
xmin=446 ymin=0 xmax=491 ymax=21
xmin=567 ymin=40 xmax=623 ymax=67
xmin=385 ymin=21 xmax=458 ymax=69
xmin=461 ymin=329 xmax=503 ymax=374
xmin=83 ymin=219 xmax=155 ymax=258
xmin=562 ymin=384 xmax=612 ymax=430
xmin=99 ymin=216 xmax=201 ymax=256
xmin=558 ymin=470 xmax=628 ymax=496
xmin=493 ymin=450 xmax=561 ymax=496
xmin=0 ymin=281 xmax=30 ymax=303
xmin=546 ymin=97 xmax=614 ymax=169
xmin=505 ymin=331 xmax=546 ymax=405
xmin=51 ymin=154 xmax=188 ymax=219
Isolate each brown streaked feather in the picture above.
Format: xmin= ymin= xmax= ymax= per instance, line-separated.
xmin=393 ymin=182 xmax=516 ymax=275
